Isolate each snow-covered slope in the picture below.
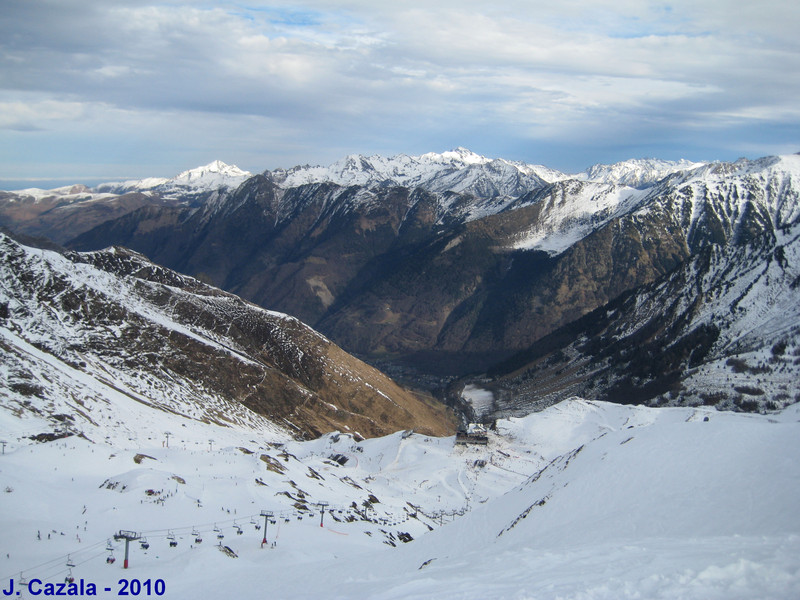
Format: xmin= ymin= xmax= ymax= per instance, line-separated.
xmin=508 ymin=180 xmax=649 ymax=254
xmin=0 ymin=233 xmax=454 ymax=442
xmin=1 ymin=398 xmax=797 ymax=599
xmin=506 ymin=153 xmax=799 ymax=256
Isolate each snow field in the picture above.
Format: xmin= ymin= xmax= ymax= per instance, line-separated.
xmin=2 ymin=398 xmax=799 ymax=598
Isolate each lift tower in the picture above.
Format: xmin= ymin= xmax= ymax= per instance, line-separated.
xmin=113 ymin=530 xmax=141 ymax=569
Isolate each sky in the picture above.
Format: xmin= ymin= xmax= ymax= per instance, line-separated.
xmin=1 ymin=0 xmax=799 ymax=186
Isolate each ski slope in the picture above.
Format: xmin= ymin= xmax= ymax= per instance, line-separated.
xmin=1 ymin=398 xmax=798 ymax=599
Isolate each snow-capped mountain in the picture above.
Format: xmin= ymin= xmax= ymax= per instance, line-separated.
xmin=507 ymin=153 xmax=799 ymax=256
xmin=0 ymin=232 xmax=454 ymax=442
xmin=579 ymin=157 xmax=705 ymax=188
xmin=476 ymin=154 xmax=800 ymax=414
xmin=0 ymin=161 xmax=251 ymax=244
xmin=268 ymin=148 xmax=703 ymax=196
xmin=95 ymin=160 xmax=251 ymax=199
xmin=0 ymin=151 xmax=703 ymax=248
xmin=268 ymin=148 xmax=554 ymax=198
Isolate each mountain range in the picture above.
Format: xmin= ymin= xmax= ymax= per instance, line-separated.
xmin=2 ymin=149 xmax=799 ymax=419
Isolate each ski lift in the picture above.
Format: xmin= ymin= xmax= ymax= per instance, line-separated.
xmin=167 ymin=532 xmax=177 ymax=548
xmin=191 ymin=528 xmax=202 ymax=544
xmin=249 ymin=517 xmax=256 ymax=525
xmin=235 ymin=524 xmax=243 ymax=535
xmin=66 ymin=556 xmax=76 ymax=568
xmin=106 ymin=553 xmax=116 ymax=565
xmin=18 ymin=574 xmax=28 ymax=588
xmin=106 ymin=539 xmax=114 ymax=552
xmin=65 ymin=569 xmax=75 ymax=584
xmin=269 ymin=519 xmax=276 ymax=525
xmin=139 ymin=538 xmax=150 ymax=550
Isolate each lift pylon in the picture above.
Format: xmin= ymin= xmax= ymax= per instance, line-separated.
xmin=113 ymin=530 xmax=141 ymax=569
xmin=259 ymin=510 xmax=273 ymax=547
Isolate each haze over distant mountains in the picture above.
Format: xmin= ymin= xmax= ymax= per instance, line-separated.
xmin=2 ymin=149 xmax=799 ymax=419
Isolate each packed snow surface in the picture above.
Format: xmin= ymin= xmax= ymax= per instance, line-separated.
xmin=1 ymin=398 xmax=798 ymax=599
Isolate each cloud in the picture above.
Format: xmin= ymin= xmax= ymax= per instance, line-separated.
xmin=0 ymin=98 xmax=89 ymax=131
xmin=1 ymin=0 xmax=798 ymax=178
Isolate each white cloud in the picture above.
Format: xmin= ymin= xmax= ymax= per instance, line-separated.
xmin=0 ymin=98 xmax=89 ymax=131
xmin=0 ymin=0 xmax=798 ymax=176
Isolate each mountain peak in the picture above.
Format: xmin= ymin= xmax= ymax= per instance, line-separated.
xmin=581 ymin=157 xmax=706 ymax=188
xmin=174 ymin=160 xmax=251 ymax=182
xmin=94 ymin=161 xmax=252 ymax=197
xmin=421 ymin=147 xmax=491 ymax=165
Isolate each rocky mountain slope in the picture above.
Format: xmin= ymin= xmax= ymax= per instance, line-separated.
xmin=466 ymin=155 xmax=800 ymax=416
xmin=0 ymin=233 xmax=455 ymax=441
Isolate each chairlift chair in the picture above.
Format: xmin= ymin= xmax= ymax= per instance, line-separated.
xmin=66 ymin=556 xmax=76 ymax=568
xmin=167 ymin=532 xmax=178 ymax=548
xmin=139 ymin=538 xmax=150 ymax=550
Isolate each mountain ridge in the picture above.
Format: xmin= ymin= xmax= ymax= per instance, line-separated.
xmin=0 ymin=232 xmax=456 ymax=441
